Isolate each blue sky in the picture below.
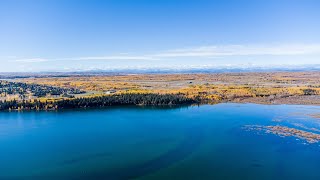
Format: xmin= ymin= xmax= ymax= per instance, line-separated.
xmin=0 ymin=0 xmax=320 ymax=72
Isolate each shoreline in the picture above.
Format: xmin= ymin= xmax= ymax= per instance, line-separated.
xmin=1 ymin=96 xmax=320 ymax=112
xmin=230 ymin=95 xmax=320 ymax=106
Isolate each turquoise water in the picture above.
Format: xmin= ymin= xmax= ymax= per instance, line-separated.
xmin=1 ymin=103 xmax=320 ymax=180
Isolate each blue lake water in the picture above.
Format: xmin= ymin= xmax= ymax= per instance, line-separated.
xmin=1 ymin=103 xmax=320 ymax=180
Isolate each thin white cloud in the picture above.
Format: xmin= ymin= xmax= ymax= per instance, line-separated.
xmin=154 ymin=44 xmax=320 ymax=57
xmin=15 ymin=58 xmax=49 ymax=62
xmin=69 ymin=56 xmax=155 ymax=60
xmin=11 ymin=43 xmax=320 ymax=63
xmin=13 ymin=56 xmax=155 ymax=63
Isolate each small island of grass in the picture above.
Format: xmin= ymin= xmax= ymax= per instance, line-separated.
xmin=244 ymin=125 xmax=320 ymax=144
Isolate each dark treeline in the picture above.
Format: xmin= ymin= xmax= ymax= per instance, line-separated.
xmin=0 ymin=93 xmax=197 ymax=111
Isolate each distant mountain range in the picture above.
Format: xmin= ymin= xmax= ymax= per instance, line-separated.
xmin=0 ymin=64 xmax=320 ymax=78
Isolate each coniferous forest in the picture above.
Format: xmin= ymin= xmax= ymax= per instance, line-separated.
xmin=0 ymin=93 xmax=197 ymax=111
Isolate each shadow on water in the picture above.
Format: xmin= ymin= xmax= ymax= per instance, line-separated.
xmin=0 ymin=104 xmax=198 ymax=114
xmin=78 ymin=126 xmax=205 ymax=180
xmin=59 ymin=152 xmax=113 ymax=166
xmin=59 ymin=137 xmax=181 ymax=167
xmin=1 ymin=126 xmax=205 ymax=180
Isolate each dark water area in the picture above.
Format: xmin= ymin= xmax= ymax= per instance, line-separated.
xmin=1 ymin=103 xmax=320 ymax=180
